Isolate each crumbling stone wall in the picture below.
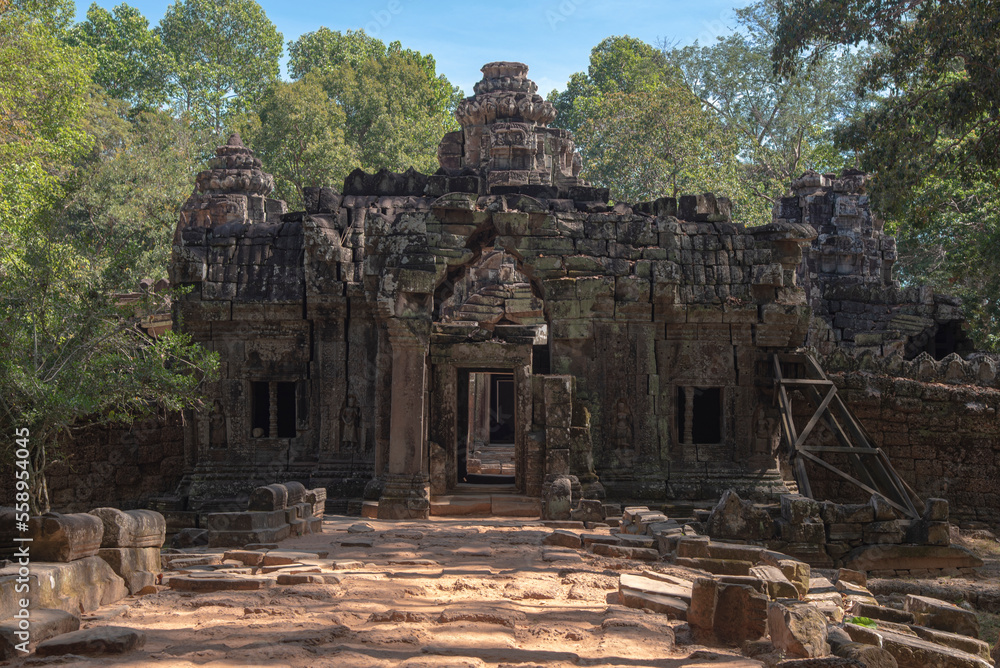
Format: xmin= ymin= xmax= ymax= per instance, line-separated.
xmin=0 ymin=414 xmax=185 ymax=512
xmin=789 ymin=171 xmax=972 ymax=359
xmin=794 ymin=369 xmax=1000 ymax=528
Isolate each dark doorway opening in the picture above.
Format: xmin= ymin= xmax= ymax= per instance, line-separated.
xmin=677 ymin=386 xmax=723 ymax=444
xmin=458 ymin=369 xmax=517 ymax=485
xmin=251 ymin=381 xmax=270 ymax=437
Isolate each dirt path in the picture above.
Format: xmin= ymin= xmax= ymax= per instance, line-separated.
xmin=12 ymin=517 xmax=768 ymax=667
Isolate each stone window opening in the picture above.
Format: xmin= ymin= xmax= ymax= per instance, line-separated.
xmin=677 ymin=386 xmax=723 ymax=445
xmin=250 ymin=381 xmax=298 ymax=439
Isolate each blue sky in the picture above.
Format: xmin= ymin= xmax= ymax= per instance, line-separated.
xmin=73 ymin=0 xmax=752 ymax=95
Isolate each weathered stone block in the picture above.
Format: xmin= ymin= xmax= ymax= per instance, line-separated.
xmin=768 ymin=600 xmax=830 ymax=658
xmin=97 ymin=547 xmax=160 ymax=594
xmin=28 ymin=513 xmax=104 ymax=562
xmin=248 ymin=484 xmax=288 ymax=511
xmin=904 ymin=594 xmax=980 ymax=638
xmin=89 ymin=508 xmax=165 ymax=549
xmin=0 ymin=609 xmax=80 ymax=660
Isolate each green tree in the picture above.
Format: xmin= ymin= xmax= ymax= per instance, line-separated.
xmin=772 ymin=0 xmax=1000 ymax=215
xmin=157 ymin=0 xmax=283 ymax=135
xmin=667 ymin=0 xmax=867 ymax=223
xmin=549 ymin=36 xmax=747 ymax=212
xmin=6 ymin=0 xmax=75 ymax=32
xmin=71 ymin=3 xmax=173 ymax=111
xmin=550 ymin=35 xmax=670 ymax=136
xmin=0 ymin=13 xmax=219 ymax=513
xmin=239 ymin=73 xmax=355 ymax=210
xmin=65 ymin=94 xmax=209 ymax=283
xmin=771 ymin=0 xmax=1000 ymax=349
xmin=287 ymin=28 xmax=461 ymax=176
xmin=0 ymin=9 xmax=93 ymax=241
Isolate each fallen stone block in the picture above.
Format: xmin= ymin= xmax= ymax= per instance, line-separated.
xmin=908 ymin=625 xmax=992 ymax=661
xmin=768 ymin=600 xmax=830 ymax=658
xmin=832 ymin=643 xmax=898 ymax=668
xmin=248 ymin=484 xmax=288 ymax=511
xmin=851 ymin=602 xmax=914 ymax=625
xmin=591 ymin=543 xmax=659 ymax=561
xmin=570 ymin=499 xmax=605 ymax=523
xmin=89 ymin=508 xmax=165 ymax=548
xmin=904 ymin=594 xmax=980 ymax=638
xmin=28 ymin=513 xmax=104 ymax=562
xmin=759 ymin=550 xmax=811 ymax=598
xmin=620 ymin=573 xmax=691 ymax=602
xmin=222 ymin=550 xmax=266 ymax=567
xmin=618 ymin=535 xmax=654 ymax=549
xmin=843 ymin=544 xmax=982 ymax=573
xmin=705 ymin=489 xmax=775 ymax=541
xmin=0 ymin=609 xmax=79 ymax=659
xmin=689 ymin=577 xmax=769 ymax=646
xmin=97 ymin=547 xmax=160 ymax=594
xmin=34 ymin=626 xmax=145 ymax=657
xmin=675 ymin=556 xmax=754 ymax=576
xmin=676 ymin=536 xmax=711 ymax=558
xmin=706 ymin=542 xmax=766 ymax=562
xmin=261 ymin=550 xmax=322 ymax=566
xmin=276 ymin=573 xmax=324 ymax=585
xmin=618 ymin=585 xmax=688 ymax=619
xmin=162 ymin=553 xmax=223 ymax=569
xmin=845 ymin=622 xmax=991 ymax=668
xmin=1 ymin=557 xmax=128 ymax=616
xmin=543 ymin=529 xmax=582 ymax=549
xmin=168 ymin=575 xmax=275 ymax=592
xmin=581 ymin=533 xmax=620 ymax=547
xmin=750 ymin=565 xmax=800 ymax=600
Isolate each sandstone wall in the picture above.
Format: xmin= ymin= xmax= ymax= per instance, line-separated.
xmin=794 ymin=371 xmax=1000 ymax=528
xmin=0 ymin=414 xmax=185 ymax=513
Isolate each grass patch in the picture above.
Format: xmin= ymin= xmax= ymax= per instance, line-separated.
xmin=848 ymin=616 xmax=877 ymax=628
xmin=979 ymin=610 xmax=1000 ymax=649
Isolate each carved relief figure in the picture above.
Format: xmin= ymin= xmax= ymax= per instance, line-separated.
xmin=613 ymin=398 xmax=633 ymax=450
xmin=209 ymin=400 xmax=227 ymax=448
xmin=340 ymin=395 xmax=361 ymax=452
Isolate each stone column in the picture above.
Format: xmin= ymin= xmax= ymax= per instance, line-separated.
xmin=268 ymin=381 xmax=278 ymax=438
xmin=378 ymin=321 xmax=431 ymax=519
xmin=683 ymin=387 xmax=694 ymax=446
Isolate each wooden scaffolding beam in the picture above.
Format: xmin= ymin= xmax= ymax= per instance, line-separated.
xmin=773 ymin=352 xmax=923 ymax=519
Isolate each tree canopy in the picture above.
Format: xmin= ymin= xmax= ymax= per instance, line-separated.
xmin=771 ymin=0 xmax=1000 ymax=348
xmin=667 ymin=0 xmax=866 ymax=223
xmin=247 ymin=28 xmax=462 ymax=196
xmin=549 ymin=36 xmax=748 ymax=212
xmin=71 ymin=3 xmax=173 ymax=112
xmin=157 ymin=0 xmax=283 ymax=135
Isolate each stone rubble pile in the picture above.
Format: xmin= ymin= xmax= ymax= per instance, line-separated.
xmin=203 ymin=481 xmax=325 ymax=547
xmin=531 ymin=498 xmax=993 ymax=667
xmin=0 ymin=507 xmax=169 ymax=659
xmin=702 ymin=490 xmax=982 ymax=576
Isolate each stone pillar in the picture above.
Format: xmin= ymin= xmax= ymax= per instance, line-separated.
xmin=268 ymin=381 xmax=278 ymax=438
xmin=684 ymin=386 xmax=694 ymax=445
xmin=378 ymin=323 xmax=431 ymax=519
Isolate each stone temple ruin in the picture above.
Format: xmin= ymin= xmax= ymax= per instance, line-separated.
xmin=153 ymin=60 xmax=1000 ymax=527
xmin=3 ymin=60 xmax=1000 ymax=668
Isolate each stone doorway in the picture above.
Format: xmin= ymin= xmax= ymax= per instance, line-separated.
xmin=462 ymin=370 xmax=517 ymax=484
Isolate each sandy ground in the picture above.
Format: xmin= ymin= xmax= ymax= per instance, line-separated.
xmin=9 ymin=516 xmax=767 ymax=668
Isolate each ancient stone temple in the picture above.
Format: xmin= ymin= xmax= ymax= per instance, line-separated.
xmin=160 ymin=62 xmax=996 ymax=522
